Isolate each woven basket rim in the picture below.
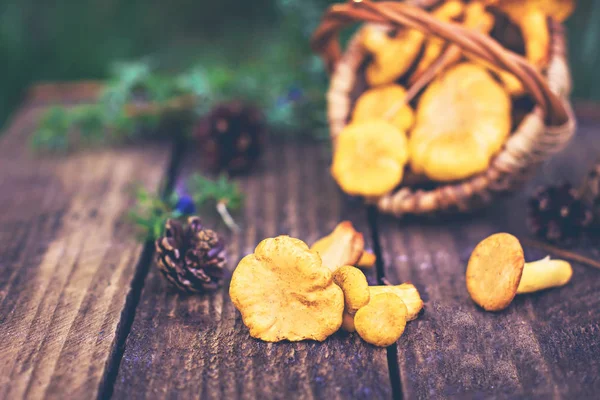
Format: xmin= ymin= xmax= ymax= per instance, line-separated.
xmin=322 ymin=3 xmax=576 ymax=216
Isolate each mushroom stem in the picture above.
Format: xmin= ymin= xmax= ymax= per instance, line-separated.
xmin=216 ymin=201 xmax=240 ymax=233
xmin=516 ymin=257 xmax=573 ymax=294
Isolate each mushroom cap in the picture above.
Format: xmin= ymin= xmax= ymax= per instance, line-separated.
xmin=333 ymin=265 xmax=370 ymax=314
xmin=369 ymin=283 xmax=424 ymax=321
xmin=466 ymin=233 xmax=525 ymax=311
xmin=229 ymin=235 xmax=344 ymax=342
xmin=357 ymin=250 xmax=376 ymax=268
xmin=352 ymin=84 xmax=414 ymax=132
xmin=355 ymin=293 xmax=408 ymax=347
xmin=332 ymin=120 xmax=409 ymax=197
xmin=361 ymin=24 xmax=425 ymax=86
xmin=493 ymin=0 xmax=574 ymax=22
xmin=409 ymin=63 xmax=511 ymax=181
xmin=311 ymin=221 xmax=365 ymax=272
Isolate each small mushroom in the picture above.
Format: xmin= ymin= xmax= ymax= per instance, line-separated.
xmin=466 ymin=233 xmax=573 ymax=311
xmin=352 ymin=84 xmax=414 ymax=132
xmin=361 ymin=24 xmax=425 ymax=86
xmin=488 ymin=0 xmax=575 ymax=68
xmin=357 ymin=250 xmax=376 ymax=268
xmin=354 ymin=293 xmax=408 ymax=347
xmin=311 ymin=221 xmax=365 ymax=272
xmin=333 ymin=266 xmax=370 ymax=315
xmin=369 ymin=283 xmax=423 ymax=321
xmin=332 ymin=120 xmax=409 ymax=196
xmin=342 ymin=282 xmax=423 ymax=332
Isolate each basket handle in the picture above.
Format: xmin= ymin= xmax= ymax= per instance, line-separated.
xmin=311 ymin=0 xmax=569 ymax=126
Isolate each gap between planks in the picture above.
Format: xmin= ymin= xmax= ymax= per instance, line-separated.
xmin=95 ymin=140 xmax=404 ymax=400
xmin=366 ymin=206 xmax=404 ymax=400
xmin=96 ymin=138 xmax=187 ymax=400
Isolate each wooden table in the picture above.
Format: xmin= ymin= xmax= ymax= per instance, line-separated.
xmin=1 ymin=85 xmax=599 ymax=400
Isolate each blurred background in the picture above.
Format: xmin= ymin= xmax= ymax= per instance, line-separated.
xmin=0 ymin=0 xmax=599 ymax=127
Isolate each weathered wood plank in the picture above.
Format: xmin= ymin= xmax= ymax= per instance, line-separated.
xmin=113 ymin=139 xmax=391 ymax=399
xmin=378 ymin=118 xmax=600 ymax=399
xmin=0 ymin=92 xmax=172 ymax=399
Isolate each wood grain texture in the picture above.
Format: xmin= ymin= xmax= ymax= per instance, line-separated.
xmin=0 ymin=96 xmax=171 ymax=399
xmin=113 ymin=139 xmax=392 ymax=400
xmin=378 ymin=118 xmax=600 ymax=399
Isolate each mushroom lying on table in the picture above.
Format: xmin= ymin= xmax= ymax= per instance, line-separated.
xmin=466 ymin=232 xmax=573 ymax=311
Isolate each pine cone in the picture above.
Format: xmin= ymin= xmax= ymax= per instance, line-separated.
xmin=155 ymin=217 xmax=227 ymax=293
xmin=527 ymin=183 xmax=593 ymax=243
xmin=581 ymin=162 xmax=600 ymax=222
xmin=194 ymin=101 xmax=265 ymax=174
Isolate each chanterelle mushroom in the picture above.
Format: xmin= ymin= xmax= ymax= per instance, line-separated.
xmin=466 ymin=232 xmax=573 ymax=311
xmin=487 ymin=0 xmax=575 ymax=68
xmin=332 ymin=120 xmax=409 ymax=196
xmin=410 ymin=63 xmax=511 ymax=182
xmin=333 ymin=266 xmax=370 ymax=315
xmin=311 ymin=221 xmax=365 ymax=272
xmin=361 ymin=24 xmax=424 ymax=86
xmin=230 ymin=236 xmax=344 ymax=342
xmin=355 ymin=293 xmax=408 ymax=347
xmin=352 ymin=84 xmax=415 ymax=133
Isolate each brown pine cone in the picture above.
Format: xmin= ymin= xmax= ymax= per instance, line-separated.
xmin=155 ymin=217 xmax=227 ymax=293
xmin=194 ymin=100 xmax=265 ymax=174
xmin=527 ymin=183 xmax=594 ymax=243
xmin=581 ymin=162 xmax=600 ymax=222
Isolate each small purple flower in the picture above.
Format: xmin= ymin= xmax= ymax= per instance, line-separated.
xmin=287 ymin=85 xmax=304 ymax=102
xmin=175 ymin=195 xmax=196 ymax=215
xmin=276 ymin=85 xmax=305 ymax=108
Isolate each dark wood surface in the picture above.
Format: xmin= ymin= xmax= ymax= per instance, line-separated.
xmin=0 ymin=86 xmax=599 ymax=399
xmin=113 ymin=141 xmax=391 ymax=400
xmin=379 ymin=118 xmax=600 ymax=399
xmin=0 ymin=92 xmax=171 ymax=399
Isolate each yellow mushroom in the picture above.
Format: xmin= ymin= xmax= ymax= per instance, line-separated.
xmin=369 ymin=283 xmax=423 ymax=321
xmin=455 ymin=3 xmax=525 ymax=96
xmin=333 ymin=266 xmax=370 ymax=315
xmin=332 ymin=120 xmax=409 ymax=196
xmin=311 ymin=221 xmax=365 ymax=272
xmin=412 ymin=0 xmax=465 ymax=80
xmin=468 ymin=56 xmax=525 ymax=96
xmin=487 ymin=0 xmax=575 ymax=69
xmin=410 ymin=63 xmax=511 ymax=182
xmin=357 ymin=250 xmax=376 ymax=268
xmin=466 ymin=233 xmax=573 ymax=311
xmin=354 ymin=293 xmax=408 ymax=347
xmin=229 ymin=236 xmax=344 ymax=342
xmin=361 ymin=24 xmax=425 ymax=86
xmin=342 ymin=282 xmax=423 ymax=332
xmin=352 ymin=84 xmax=414 ymax=132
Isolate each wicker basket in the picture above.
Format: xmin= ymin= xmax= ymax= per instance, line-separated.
xmin=311 ymin=0 xmax=576 ymax=216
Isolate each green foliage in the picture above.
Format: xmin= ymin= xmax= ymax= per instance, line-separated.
xmin=128 ymin=185 xmax=179 ymax=242
xmin=188 ymin=173 xmax=244 ymax=211
xmin=30 ymin=61 xmax=200 ymax=152
xmin=128 ymin=173 xmax=244 ymax=241
xmin=21 ymin=0 xmax=336 ymax=150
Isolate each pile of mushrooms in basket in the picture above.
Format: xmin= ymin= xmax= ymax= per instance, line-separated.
xmin=311 ymin=0 xmax=576 ymax=217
